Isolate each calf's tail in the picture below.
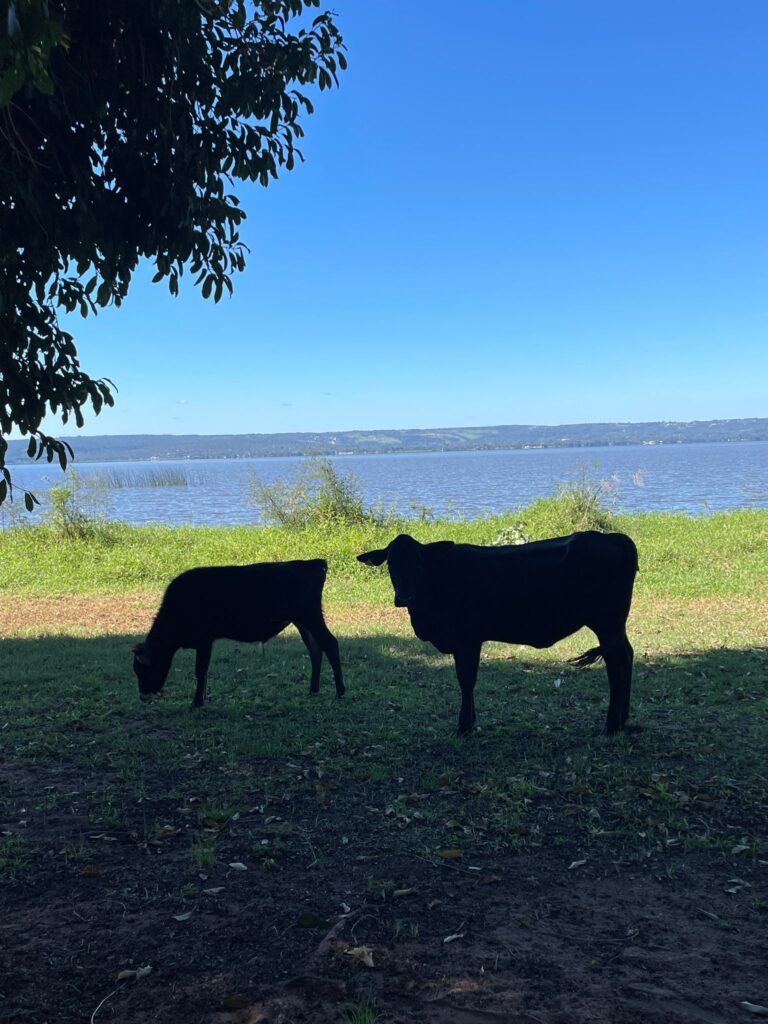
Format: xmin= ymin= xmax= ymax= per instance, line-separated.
xmin=569 ymin=646 xmax=604 ymax=668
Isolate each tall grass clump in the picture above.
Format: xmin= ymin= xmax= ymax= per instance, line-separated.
xmin=250 ymin=458 xmax=384 ymax=529
xmin=495 ymin=468 xmax=618 ymax=544
xmin=45 ymin=471 xmax=113 ymax=541
xmin=97 ymin=467 xmax=196 ymax=488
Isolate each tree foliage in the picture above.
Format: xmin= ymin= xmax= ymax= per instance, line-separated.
xmin=0 ymin=0 xmax=345 ymax=506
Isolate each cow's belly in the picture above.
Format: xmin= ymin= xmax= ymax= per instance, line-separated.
xmin=224 ymin=619 xmax=290 ymax=644
xmin=181 ymin=618 xmax=290 ymax=647
xmin=476 ymin=607 xmax=587 ymax=650
xmin=490 ymin=623 xmax=583 ymax=649
xmin=407 ymin=598 xmax=589 ymax=654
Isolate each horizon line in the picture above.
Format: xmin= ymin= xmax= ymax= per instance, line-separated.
xmin=11 ymin=414 xmax=768 ymax=442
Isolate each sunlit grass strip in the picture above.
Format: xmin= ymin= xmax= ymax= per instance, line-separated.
xmin=0 ymin=509 xmax=766 ymax=601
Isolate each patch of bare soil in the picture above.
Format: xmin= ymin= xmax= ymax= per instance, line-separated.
xmin=0 ymin=763 xmax=765 ymax=1024
xmin=0 ymin=592 xmax=161 ymax=636
xmin=0 ymin=593 xmax=403 ymax=639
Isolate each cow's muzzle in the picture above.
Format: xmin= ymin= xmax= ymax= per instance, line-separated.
xmin=394 ymin=593 xmax=412 ymax=608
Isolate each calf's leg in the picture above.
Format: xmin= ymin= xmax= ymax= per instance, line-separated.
xmin=295 ymin=613 xmax=345 ymax=697
xmin=453 ymin=644 xmax=481 ymax=737
xmin=297 ymin=625 xmax=323 ymax=695
xmin=193 ymin=642 xmax=213 ymax=708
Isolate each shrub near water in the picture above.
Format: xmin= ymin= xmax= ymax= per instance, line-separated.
xmin=495 ymin=471 xmax=618 ymax=544
xmin=250 ymin=458 xmax=384 ymax=528
xmin=45 ymin=471 xmax=112 ymax=542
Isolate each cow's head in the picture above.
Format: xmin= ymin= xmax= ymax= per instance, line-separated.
xmin=357 ymin=533 xmax=454 ymax=607
xmin=132 ymin=642 xmax=170 ymax=701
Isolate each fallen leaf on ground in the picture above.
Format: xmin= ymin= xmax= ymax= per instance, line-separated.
xmin=438 ymin=848 xmax=463 ymax=858
xmin=173 ymin=911 xmax=193 ymax=922
xmin=116 ymin=965 xmax=152 ymax=982
xmin=228 ymin=861 xmax=247 ymax=870
xmin=443 ymin=932 xmax=465 ymax=944
xmin=740 ymin=1002 xmax=768 ymax=1016
xmin=154 ymin=825 xmax=180 ymax=840
xmin=568 ymin=859 xmax=587 ymax=870
xmin=393 ymin=887 xmax=418 ymax=898
xmin=345 ymin=945 xmax=374 ymax=967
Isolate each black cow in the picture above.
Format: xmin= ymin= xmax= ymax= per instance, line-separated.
xmin=358 ymin=531 xmax=638 ymax=736
xmin=133 ymin=560 xmax=344 ymax=707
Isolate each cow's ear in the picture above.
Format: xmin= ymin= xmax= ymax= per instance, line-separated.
xmin=424 ymin=540 xmax=455 ymax=561
xmin=357 ymin=547 xmax=389 ymax=566
xmin=133 ymin=643 xmax=152 ymax=666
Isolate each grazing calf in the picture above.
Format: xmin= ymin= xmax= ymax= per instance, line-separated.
xmin=358 ymin=531 xmax=637 ymax=736
xmin=133 ymin=560 xmax=344 ymax=707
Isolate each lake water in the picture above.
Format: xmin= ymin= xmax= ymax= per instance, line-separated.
xmin=5 ymin=442 xmax=767 ymax=526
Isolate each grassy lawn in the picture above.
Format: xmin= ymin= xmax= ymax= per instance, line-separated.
xmin=0 ymin=509 xmax=766 ymax=1023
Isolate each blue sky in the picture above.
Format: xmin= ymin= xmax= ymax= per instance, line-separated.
xmin=52 ymin=1 xmax=768 ymax=437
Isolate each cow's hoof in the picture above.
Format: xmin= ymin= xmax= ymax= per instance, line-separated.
xmin=335 ymin=689 xmax=346 ymax=699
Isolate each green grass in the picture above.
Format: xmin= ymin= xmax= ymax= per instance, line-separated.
xmin=0 ymin=836 xmax=30 ymax=881
xmin=1 ymin=507 xmax=766 ymax=601
xmin=342 ymin=998 xmax=378 ymax=1024
xmin=0 ymin=618 xmax=765 ymax=874
xmin=0 ymin=507 xmax=766 ymax=884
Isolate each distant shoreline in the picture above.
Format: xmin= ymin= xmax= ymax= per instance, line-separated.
xmin=7 ymin=418 xmax=768 ymax=465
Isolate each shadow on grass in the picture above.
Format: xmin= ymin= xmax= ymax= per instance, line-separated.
xmin=1 ymin=637 xmax=766 ymax=1024
xmin=1 ymin=630 xmax=765 ymax=769
xmin=0 ymin=635 xmax=766 ymax=961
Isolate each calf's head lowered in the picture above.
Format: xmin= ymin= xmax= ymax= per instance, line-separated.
xmin=132 ymin=643 xmax=173 ymax=701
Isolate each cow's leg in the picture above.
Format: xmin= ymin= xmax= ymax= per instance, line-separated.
xmin=295 ymin=614 xmax=345 ymax=697
xmin=296 ymin=625 xmax=323 ymax=695
xmin=600 ymin=632 xmax=631 ymax=735
xmin=454 ymin=644 xmax=481 ymax=737
xmin=621 ymin=634 xmax=634 ymax=726
xmin=193 ymin=642 xmax=213 ymax=708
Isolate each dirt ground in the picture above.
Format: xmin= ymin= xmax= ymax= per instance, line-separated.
xmin=1 ymin=760 xmax=765 ymax=1024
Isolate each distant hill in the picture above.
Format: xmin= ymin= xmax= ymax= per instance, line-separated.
xmin=6 ymin=418 xmax=768 ymax=464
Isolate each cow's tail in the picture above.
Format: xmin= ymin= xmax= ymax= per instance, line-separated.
xmin=569 ymin=646 xmax=604 ymax=668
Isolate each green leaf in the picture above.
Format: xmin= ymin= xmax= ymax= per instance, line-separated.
xmin=0 ymin=60 xmax=26 ymax=104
